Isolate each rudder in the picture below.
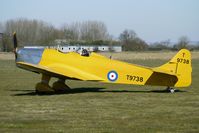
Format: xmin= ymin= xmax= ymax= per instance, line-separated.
xmin=157 ymin=49 xmax=192 ymax=87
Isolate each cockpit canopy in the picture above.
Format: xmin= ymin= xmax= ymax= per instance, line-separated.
xmin=57 ymin=46 xmax=90 ymax=57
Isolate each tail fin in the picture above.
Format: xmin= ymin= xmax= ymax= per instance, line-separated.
xmin=13 ymin=32 xmax=18 ymax=60
xmin=157 ymin=49 xmax=192 ymax=87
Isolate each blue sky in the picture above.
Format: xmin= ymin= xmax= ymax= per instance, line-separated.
xmin=1 ymin=0 xmax=199 ymax=42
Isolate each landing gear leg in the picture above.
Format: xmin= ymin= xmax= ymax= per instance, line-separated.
xmin=52 ymin=79 xmax=70 ymax=93
xmin=166 ymin=86 xmax=176 ymax=93
xmin=35 ymin=74 xmax=54 ymax=94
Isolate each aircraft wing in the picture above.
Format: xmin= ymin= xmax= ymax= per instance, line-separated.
xmin=16 ymin=62 xmax=104 ymax=81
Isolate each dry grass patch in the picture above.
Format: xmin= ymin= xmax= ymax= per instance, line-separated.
xmin=101 ymin=51 xmax=199 ymax=60
xmin=0 ymin=52 xmax=15 ymax=60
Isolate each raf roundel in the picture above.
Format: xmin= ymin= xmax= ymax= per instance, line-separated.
xmin=107 ymin=71 xmax=118 ymax=82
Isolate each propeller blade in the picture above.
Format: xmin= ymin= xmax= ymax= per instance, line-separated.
xmin=13 ymin=32 xmax=18 ymax=60
xmin=13 ymin=32 xmax=17 ymax=49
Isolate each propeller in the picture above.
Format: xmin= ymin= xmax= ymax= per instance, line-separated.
xmin=13 ymin=32 xmax=18 ymax=60
xmin=13 ymin=32 xmax=17 ymax=49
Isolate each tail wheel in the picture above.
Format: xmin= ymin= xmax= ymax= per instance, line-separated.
xmin=166 ymin=87 xmax=176 ymax=93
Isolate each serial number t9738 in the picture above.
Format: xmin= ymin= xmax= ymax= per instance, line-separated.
xmin=177 ymin=58 xmax=189 ymax=64
xmin=126 ymin=75 xmax=143 ymax=82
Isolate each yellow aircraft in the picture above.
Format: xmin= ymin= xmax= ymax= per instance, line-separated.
xmin=13 ymin=33 xmax=192 ymax=93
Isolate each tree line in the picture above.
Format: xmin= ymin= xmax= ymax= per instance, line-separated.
xmin=0 ymin=18 xmax=198 ymax=52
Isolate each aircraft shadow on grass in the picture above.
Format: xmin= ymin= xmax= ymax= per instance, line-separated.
xmin=11 ymin=87 xmax=186 ymax=96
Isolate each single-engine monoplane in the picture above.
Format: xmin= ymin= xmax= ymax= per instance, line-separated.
xmin=13 ymin=33 xmax=192 ymax=93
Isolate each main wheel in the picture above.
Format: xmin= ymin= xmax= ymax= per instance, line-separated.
xmin=35 ymin=82 xmax=54 ymax=94
xmin=52 ymin=80 xmax=70 ymax=93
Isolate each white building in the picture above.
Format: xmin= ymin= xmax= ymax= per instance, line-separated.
xmin=80 ymin=46 xmax=95 ymax=51
xmin=97 ymin=46 xmax=109 ymax=52
xmin=111 ymin=46 xmax=122 ymax=52
xmin=54 ymin=39 xmax=122 ymax=52
xmin=23 ymin=45 xmax=122 ymax=52
xmin=57 ymin=45 xmax=78 ymax=52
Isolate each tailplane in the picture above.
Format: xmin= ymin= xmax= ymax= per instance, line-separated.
xmin=157 ymin=49 xmax=192 ymax=87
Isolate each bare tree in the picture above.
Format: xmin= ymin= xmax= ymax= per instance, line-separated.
xmin=80 ymin=21 xmax=109 ymax=41
xmin=119 ymin=29 xmax=148 ymax=51
xmin=149 ymin=39 xmax=171 ymax=50
xmin=174 ymin=36 xmax=189 ymax=50
xmin=1 ymin=18 xmax=117 ymax=50
xmin=0 ymin=22 xmax=4 ymax=33
xmin=62 ymin=21 xmax=109 ymax=41
xmin=119 ymin=29 xmax=137 ymax=42
xmin=4 ymin=18 xmax=58 ymax=46
xmin=62 ymin=22 xmax=81 ymax=40
xmin=0 ymin=22 xmax=4 ymax=51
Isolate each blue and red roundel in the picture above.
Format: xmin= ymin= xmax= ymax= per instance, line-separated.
xmin=107 ymin=71 xmax=118 ymax=82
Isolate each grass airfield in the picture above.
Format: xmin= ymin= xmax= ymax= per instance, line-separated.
xmin=0 ymin=51 xmax=199 ymax=133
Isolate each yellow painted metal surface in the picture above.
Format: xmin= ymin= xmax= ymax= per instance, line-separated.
xmin=39 ymin=49 xmax=153 ymax=85
xmin=155 ymin=49 xmax=192 ymax=87
xmin=17 ymin=49 xmax=192 ymax=87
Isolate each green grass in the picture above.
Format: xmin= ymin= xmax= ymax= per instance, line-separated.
xmin=0 ymin=58 xmax=199 ymax=133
